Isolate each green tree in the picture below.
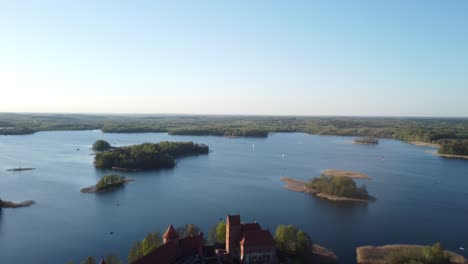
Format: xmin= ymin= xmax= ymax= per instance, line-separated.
xmin=104 ymin=254 xmax=123 ymax=264
xmin=127 ymin=231 xmax=162 ymax=263
xmin=423 ymin=242 xmax=449 ymax=264
xmin=80 ymin=256 xmax=96 ymax=264
xmin=95 ymin=174 xmax=126 ymax=190
xmin=274 ymin=225 xmax=312 ymax=256
xmin=128 ymin=241 xmax=142 ymax=263
xmin=215 ymin=220 xmax=226 ymax=243
xmin=92 ymin=140 xmax=111 ymax=151
xmin=177 ymin=224 xmax=201 ymax=238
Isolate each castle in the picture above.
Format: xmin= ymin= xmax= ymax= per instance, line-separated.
xmin=224 ymin=214 xmax=277 ymax=264
xmin=132 ymin=214 xmax=277 ymax=264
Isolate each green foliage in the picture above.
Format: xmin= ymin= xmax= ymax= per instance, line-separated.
xmin=95 ymin=174 xmax=126 ymax=191
xmin=169 ymin=127 xmax=268 ymax=137
xmin=274 ymin=225 xmax=312 ymax=257
xmin=80 ymin=256 xmax=96 ymax=264
xmin=385 ymin=243 xmax=449 ymax=264
xmin=94 ymin=141 xmax=209 ymax=170
xmin=215 ymin=221 xmax=226 ymax=243
xmin=438 ymin=139 xmax=468 ymax=155
xmin=306 ymin=175 xmax=369 ymax=199
xmin=354 ymin=137 xmax=379 ymax=144
xmin=176 ymin=224 xmax=201 ymax=238
xmin=128 ymin=231 xmax=162 ymax=263
xmin=104 ymin=254 xmax=123 ymax=264
xmin=92 ymin=140 xmax=111 ymax=151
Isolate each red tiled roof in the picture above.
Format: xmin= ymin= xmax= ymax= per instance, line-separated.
xmin=132 ymin=242 xmax=181 ymax=264
xmin=241 ymin=223 xmax=261 ymax=232
xmin=227 ymin=215 xmax=241 ymax=225
xmin=240 ymin=230 xmax=275 ymax=248
xmin=163 ymin=224 xmax=179 ymax=239
xmin=179 ymin=234 xmax=203 ymax=256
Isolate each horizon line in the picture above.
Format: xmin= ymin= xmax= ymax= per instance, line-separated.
xmin=1 ymin=111 xmax=468 ymax=119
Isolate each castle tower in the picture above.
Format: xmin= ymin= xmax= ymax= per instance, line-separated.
xmin=226 ymin=214 xmax=242 ymax=258
xmin=162 ymin=224 xmax=179 ymax=245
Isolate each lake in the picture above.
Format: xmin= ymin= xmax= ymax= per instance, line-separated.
xmin=0 ymin=131 xmax=467 ymax=263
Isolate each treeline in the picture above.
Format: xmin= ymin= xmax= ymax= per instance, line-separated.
xmin=438 ymin=139 xmax=468 ymax=156
xmin=354 ymin=137 xmax=379 ymax=144
xmin=307 ymin=175 xmax=369 ymax=199
xmin=3 ymin=113 xmax=468 ymax=153
xmin=94 ymin=141 xmax=209 ymax=170
xmin=168 ymin=127 xmax=268 ymax=137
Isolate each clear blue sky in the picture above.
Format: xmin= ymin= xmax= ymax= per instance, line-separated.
xmin=0 ymin=0 xmax=467 ymax=116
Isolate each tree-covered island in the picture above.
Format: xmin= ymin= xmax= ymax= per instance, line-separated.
xmin=281 ymin=171 xmax=374 ymax=202
xmin=354 ymin=137 xmax=379 ymax=144
xmin=92 ymin=139 xmax=111 ymax=151
xmin=94 ymin=141 xmax=209 ymax=171
xmin=81 ymin=174 xmax=134 ymax=193
xmin=0 ymin=197 xmax=35 ymax=208
xmin=306 ymin=175 xmax=371 ymax=200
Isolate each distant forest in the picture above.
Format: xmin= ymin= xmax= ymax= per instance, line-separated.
xmin=1 ymin=113 xmax=468 ymax=155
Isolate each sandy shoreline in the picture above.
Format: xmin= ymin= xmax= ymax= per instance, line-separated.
xmin=436 ymin=153 xmax=468 ymax=160
xmin=280 ymin=177 xmax=374 ymax=203
xmin=356 ymin=244 xmax=467 ymax=264
xmin=322 ymin=169 xmax=371 ymax=179
xmin=409 ymin=141 xmax=440 ymax=148
xmin=1 ymin=200 xmax=35 ymax=208
xmin=81 ymin=178 xmax=134 ymax=193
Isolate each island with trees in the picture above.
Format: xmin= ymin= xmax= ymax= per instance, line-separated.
xmin=80 ymin=174 xmax=134 ymax=193
xmin=94 ymin=141 xmax=209 ymax=171
xmin=0 ymin=197 xmax=35 ymax=208
xmin=91 ymin=139 xmax=111 ymax=151
xmin=356 ymin=243 xmax=467 ymax=264
xmin=354 ymin=137 xmax=379 ymax=144
xmin=281 ymin=170 xmax=374 ymax=202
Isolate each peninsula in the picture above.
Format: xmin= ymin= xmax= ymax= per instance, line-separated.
xmin=81 ymin=174 xmax=134 ymax=193
xmin=356 ymin=243 xmax=467 ymax=264
xmin=94 ymin=141 xmax=209 ymax=171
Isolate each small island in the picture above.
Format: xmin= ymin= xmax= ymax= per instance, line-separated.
xmin=356 ymin=243 xmax=467 ymax=264
xmin=281 ymin=170 xmax=374 ymax=203
xmin=92 ymin=139 xmax=111 ymax=151
xmin=81 ymin=174 xmax=134 ymax=193
xmin=94 ymin=141 xmax=209 ymax=171
xmin=354 ymin=137 xmax=379 ymax=144
xmin=6 ymin=167 xmax=35 ymax=172
xmin=0 ymin=198 xmax=35 ymax=208
xmin=322 ymin=169 xmax=371 ymax=179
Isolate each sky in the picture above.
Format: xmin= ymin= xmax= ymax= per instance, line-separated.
xmin=0 ymin=0 xmax=467 ymax=116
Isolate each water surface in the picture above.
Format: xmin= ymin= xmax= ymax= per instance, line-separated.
xmin=0 ymin=131 xmax=467 ymax=263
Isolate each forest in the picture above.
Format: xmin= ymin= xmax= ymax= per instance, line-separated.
xmin=2 ymin=113 xmax=468 ymax=155
xmin=94 ymin=141 xmax=209 ymax=170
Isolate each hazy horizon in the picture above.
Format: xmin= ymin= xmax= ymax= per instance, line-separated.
xmin=1 ymin=1 xmax=467 ymax=116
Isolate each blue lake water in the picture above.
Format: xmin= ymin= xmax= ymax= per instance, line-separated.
xmin=0 ymin=131 xmax=467 ymax=263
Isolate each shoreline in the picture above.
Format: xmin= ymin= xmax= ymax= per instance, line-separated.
xmin=280 ymin=177 xmax=374 ymax=203
xmin=81 ymin=178 xmax=134 ymax=193
xmin=1 ymin=200 xmax=35 ymax=208
xmin=322 ymin=169 xmax=371 ymax=179
xmin=356 ymin=244 xmax=467 ymax=264
xmin=436 ymin=153 xmax=468 ymax=160
xmin=409 ymin=141 xmax=440 ymax=148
